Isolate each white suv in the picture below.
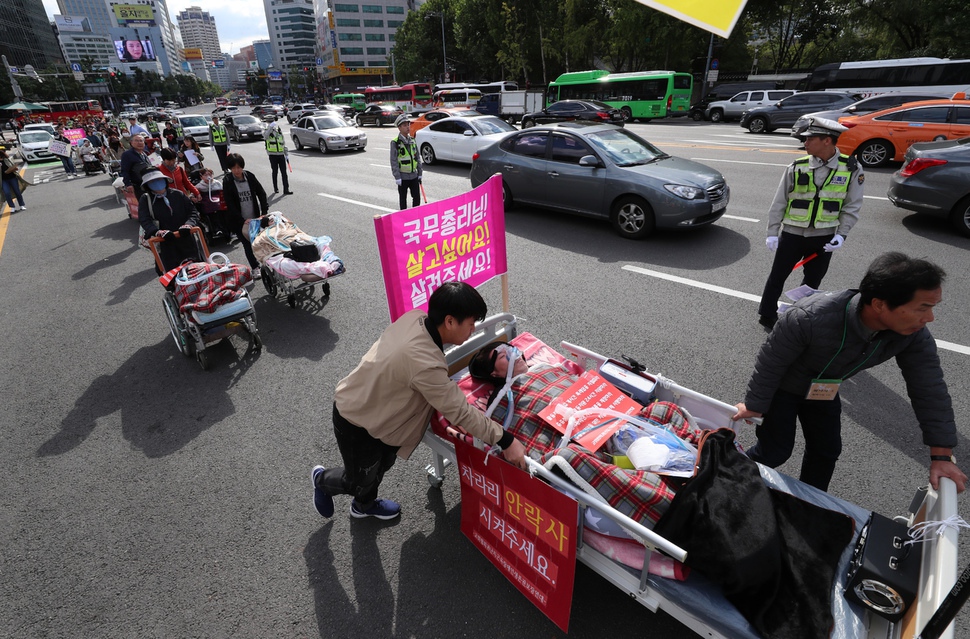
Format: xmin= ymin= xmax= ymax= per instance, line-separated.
xmin=706 ymin=90 xmax=798 ymax=123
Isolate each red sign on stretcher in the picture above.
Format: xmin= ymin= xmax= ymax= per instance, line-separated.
xmin=454 ymin=438 xmax=578 ymax=632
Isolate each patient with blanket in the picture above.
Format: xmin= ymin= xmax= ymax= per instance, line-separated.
xmin=244 ymin=212 xmax=344 ymax=282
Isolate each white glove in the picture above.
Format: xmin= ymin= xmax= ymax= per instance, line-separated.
xmin=765 ymin=236 xmax=778 ymax=252
xmin=823 ymin=234 xmax=845 ymax=252
xmin=395 ymin=179 xmax=402 ymax=186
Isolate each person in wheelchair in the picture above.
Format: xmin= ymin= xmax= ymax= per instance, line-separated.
xmin=137 ymin=168 xmax=202 ymax=273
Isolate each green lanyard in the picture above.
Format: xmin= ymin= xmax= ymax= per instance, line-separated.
xmin=816 ymin=301 xmax=882 ymax=381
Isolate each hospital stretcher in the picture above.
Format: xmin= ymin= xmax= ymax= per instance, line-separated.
xmin=420 ymin=312 xmax=961 ymax=639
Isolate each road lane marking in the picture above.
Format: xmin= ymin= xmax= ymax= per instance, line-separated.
xmin=622 ymin=265 xmax=968 ymax=355
xmin=318 ymin=192 xmax=395 ymax=212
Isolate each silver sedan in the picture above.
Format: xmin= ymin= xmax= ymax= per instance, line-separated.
xmin=469 ymin=122 xmax=729 ymax=240
xmin=290 ymin=115 xmax=367 ymax=154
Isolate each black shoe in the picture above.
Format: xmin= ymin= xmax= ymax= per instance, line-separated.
xmin=758 ymin=314 xmax=777 ymax=329
xmin=283 ymin=190 xmax=293 ymax=195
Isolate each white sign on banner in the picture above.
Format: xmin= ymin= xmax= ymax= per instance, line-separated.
xmin=707 ymin=70 xmax=719 ymax=83
xmin=48 ymin=140 xmax=72 ymax=157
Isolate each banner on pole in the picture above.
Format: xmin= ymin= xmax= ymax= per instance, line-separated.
xmin=373 ymin=174 xmax=507 ymax=322
xmin=455 ymin=438 xmax=578 ymax=632
xmin=633 ymin=0 xmax=749 ymax=38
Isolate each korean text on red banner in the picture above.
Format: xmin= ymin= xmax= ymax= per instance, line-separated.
xmin=373 ymin=174 xmax=507 ymax=322
xmin=455 ymin=438 xmax=578 ymax=632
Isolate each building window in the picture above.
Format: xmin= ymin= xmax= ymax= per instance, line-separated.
xmin=361 ymin=5 xmax=383 ymax=13
xmin=339 ymin=33 xmax=362 ymax=41
xmin=387 ymin=20 xmax=403 ymax=27
xmin=386 ymin=6 xmax=404 ymax=14
xmin=363 ymin=19 xmax=383 ymax=27
xmin=365 ymin=33 xmax=385 ymax=41
xmin=334 ymin=4 xmax=359 ymax=12
xmin=366 ymin=47 xmax=386 ymax=55
xmin=368 ymin=61 xmax=386 ymax=67
xmin=389 ymin=34 xmax=396 ymax=41
xmin=343 ymin=60 xmax=363 ymax=68
xmin=336 ymin=18 xmax=360 ymax=26
xmin=339 ymin=47 xmax=363 ymax=55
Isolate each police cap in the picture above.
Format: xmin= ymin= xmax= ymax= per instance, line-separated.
xmin=799 ymin=116 xmax=848 ymax=139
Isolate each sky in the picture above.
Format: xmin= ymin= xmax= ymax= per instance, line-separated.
xmin=40 ymin=0 xmax=271 ymax=55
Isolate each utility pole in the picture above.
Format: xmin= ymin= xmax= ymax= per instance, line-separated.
xmin=3 ymin=55 xmax=24 ymax=99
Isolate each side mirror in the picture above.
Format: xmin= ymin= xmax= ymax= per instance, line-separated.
xmin=774 ymin=102 xmax=783 ymax=108
xmin=578 ymin=155 xmax=601 ymax=167
xmin=463 ymin=130 xmax=474 ymax=137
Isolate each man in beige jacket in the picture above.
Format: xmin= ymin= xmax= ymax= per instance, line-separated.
xmin=312 ymin=282 xmax=528 ymax=520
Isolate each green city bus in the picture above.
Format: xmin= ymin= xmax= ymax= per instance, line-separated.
xmin=332 ymin=93 xmax=367 ymax=112
xmin=547 ymin=70 xmax=693 ymax=121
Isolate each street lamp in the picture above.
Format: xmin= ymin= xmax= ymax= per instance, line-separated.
xmin=425 ymin=11 xmax=447 ymax=83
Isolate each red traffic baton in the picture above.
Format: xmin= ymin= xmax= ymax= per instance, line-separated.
xmin=420 ymin=182 xmax=427 ymax=204
xmin=793 ymin=253 xmax=818 ymax=271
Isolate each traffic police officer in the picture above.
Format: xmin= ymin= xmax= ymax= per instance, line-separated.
xmin=390 ymin=114 xmax=421 ymax=210
xmin=264 ymin=121 xmax=291 ymax=195
xmin=145 ymin=115 xmax=161 ymax=144
xmin=758 ymin=117 xmax=864 ymax=328
xmin=209 ymin=115 xmax=231 ymax=173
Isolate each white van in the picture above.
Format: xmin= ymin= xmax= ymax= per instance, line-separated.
xmin=432 ymin=89 xmax=483 ymax=109
xmin=177 ymin=114 xmax=211 ymax=145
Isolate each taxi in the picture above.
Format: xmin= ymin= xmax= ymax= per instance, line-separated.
xmin=837 ymin=93 xmax=970 ymax=167
xmin=407 ymin=107 xmax=480 ymax=137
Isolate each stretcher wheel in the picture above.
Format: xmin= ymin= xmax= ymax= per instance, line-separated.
xmin=322 ymin=282 xmax=331 ymax=298
xmin=196 ymin=348 xmax=210 ymax=370
xmin=260 ymin=267 xmax=277 ymax=296
xmin=163 ymin=292 xmax=193 ymax=356
xmin=287 ymin=294 xmax=296 ymax=308
xmin=427 ymin=473 xmax=444 ymax=489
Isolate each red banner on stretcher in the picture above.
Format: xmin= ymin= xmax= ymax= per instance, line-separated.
xmin=454 ymin=438 xmax=578 ymax=632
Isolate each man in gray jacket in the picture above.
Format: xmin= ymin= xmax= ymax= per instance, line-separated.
xmin=733 ymin=252 xmax=966 ymax=493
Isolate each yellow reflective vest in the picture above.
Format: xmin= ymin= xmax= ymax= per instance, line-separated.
xmin=265 ymin=129 xmax=285 ymax=154
xmin=210 ymin=124 xmax=228 ymax=145
xmin=393 ymin=134 xmax=418 ymax=174
xmin=784 ymin=154 xmax=855 ymax=229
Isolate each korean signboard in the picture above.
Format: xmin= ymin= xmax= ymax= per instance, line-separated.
xmin=113 ymin=4 xmax=155 ymax=26
xmin=373 ymin=175 xmax=507 ymax=322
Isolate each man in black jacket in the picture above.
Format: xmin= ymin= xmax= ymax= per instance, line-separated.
xmin=732 ymin=252 xmax=966 ymax=493
xmin=222 ymin=153 xmax=268 ymax=275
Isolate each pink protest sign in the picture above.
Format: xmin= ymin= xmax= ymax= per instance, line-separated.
xmin=373 ymin=174 xmax=507 ymax=322
xmin=62 ymin=128 xmax=87 ymax=145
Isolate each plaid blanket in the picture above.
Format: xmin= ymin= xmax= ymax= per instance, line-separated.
xmin=434 ymin=333 xmax=703 ymax=528
xmin=173 ymin=261 xmax=252 ymax=314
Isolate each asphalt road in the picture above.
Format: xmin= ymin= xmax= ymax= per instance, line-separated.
xmin=1 ymin=108 xmax=967 ymax=638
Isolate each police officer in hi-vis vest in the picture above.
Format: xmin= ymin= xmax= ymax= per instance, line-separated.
xmin=264 ymin=121 xmax=291 ymax=195
xmin=209 ymin=115 xmax=231 ymax=173
xmin=390 ymin=114 xmax=422 ymax=210
xmin=757 ymin=117 xmax=864 ymax=329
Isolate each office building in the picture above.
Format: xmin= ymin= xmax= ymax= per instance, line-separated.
xmin=1 ymin=0 xmax=66 ymax=69
xmin=253 ymin=39 xmax=274 ymax=71
xmin=105 ymin=0 xmax=183 ymax=74
xmin=54 ymin=15 xmax=117 ymax=69
xmin=56 ymin=0 xmax=115 ymax=34
xmin=263 ymin=0 xmax=316 ymax=72
xmin=176 ymin=6 xmax=222 ymax=63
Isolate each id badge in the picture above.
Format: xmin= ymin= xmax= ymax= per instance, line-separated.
xmin=806 ymin=379 xmax=841 ymax=401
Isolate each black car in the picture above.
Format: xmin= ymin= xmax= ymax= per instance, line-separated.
xmin=739 ymin=91 xmax=859 ymax=134
xmin=887 ymin=137 xmax=970 ymax=237
xmin=520 ymin=100 xmax=625 ymax=128
xmin=689 ymin=101 xmax=710 ymax=121
xmin=355 ymin=105 xmax=403 ymax=127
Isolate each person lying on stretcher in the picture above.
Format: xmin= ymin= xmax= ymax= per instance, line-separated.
xmin=244 ymin=212 xmax=344 ymax=282
xmin=459 ymin=342 xmax=704 ymax=528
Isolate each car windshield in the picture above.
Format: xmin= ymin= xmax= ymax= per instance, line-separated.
xmin=234 ymin=116 xmax=258 ymax=125
xmin=180 ymin=116 xmax=206 ymax=127
xmin=585 ymin=128 xmax=666 ymax=166
xmin=311 ymin=116 xmax=347 ymax=130
xmin=474 ymin=118 xmax=515 ymax=135
xmin=21 ymin=132 xmax=52 ymax=143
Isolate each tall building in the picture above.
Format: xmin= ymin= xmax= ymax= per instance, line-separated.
xmin=253 ymin=39 xmax=274 ymax=71
xmin=0 ymin=0 xmax=66 ymax=69
xmin=315 ymin=0 xmax=415 ymax=91
xmin=176 ymin=6 xmax=222 ymax=63
xmin=263 ymin=0 xmax=316 ymax=72
xmin=105 ymin=0 xmax=183 ymax=75
xmin=54 ymin=15 xmax=117 ymax=69
xmin=56 ymin=0 xmax=115 ymax=34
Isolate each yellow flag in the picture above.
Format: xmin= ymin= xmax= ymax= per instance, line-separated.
xmin=633 ymin=0 xmax=749 ymax=38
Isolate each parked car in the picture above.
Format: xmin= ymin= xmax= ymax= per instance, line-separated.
xmin=290 ymin=114 xmax=367 ymax=153
xmin=887 ymin=136 xmax=970 ymax=236
xmin=706 ymin=90 xmax=798 ymax=123
xmin=355 ymin=104 xmax=403 ymax=127
xmin=16 ymin=130 xmax=55 ymax=163
xmin=224 ymin=114 xmax=266 ymax=142
xmin=415 ymin=115 xmax=516 ymax=165
xmin=834 ymin=98 xmax=970 ymax=167
xmin=408 ymin=108 xmax=480 ymax=137
xmin=740 ymin=91 xmax=859 ymax=134
xmin=177 ymin=115 xmax=210 ymax=145
xmin=469 ymin=122 xmax=729 ymax=239
xmin=790 ymin=93 xmax=953 ymax=138
xmin=287 ymin=103 xmax=317 ymax=124
xmin=521 ymin=100 xmax=625 ymax=128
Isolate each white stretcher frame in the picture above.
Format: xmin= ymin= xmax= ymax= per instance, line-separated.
xmin=420 ymin=313 xmax=960 ymax=639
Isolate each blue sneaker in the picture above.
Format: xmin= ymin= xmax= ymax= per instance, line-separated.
xmin=311 ymin=465 xmax=334 ymax=518
xmin=350 ymin=498 xmax=401 ymax=520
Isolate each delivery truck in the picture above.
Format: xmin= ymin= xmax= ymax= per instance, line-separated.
xmin=475 ymin=89 xmax=545 ymax=123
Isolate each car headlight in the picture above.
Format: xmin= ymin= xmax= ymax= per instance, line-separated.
xmin=664 ymin=184 xmax=704 ymax=200
xmin=323 ymin=134 xmax=342 ymax=142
